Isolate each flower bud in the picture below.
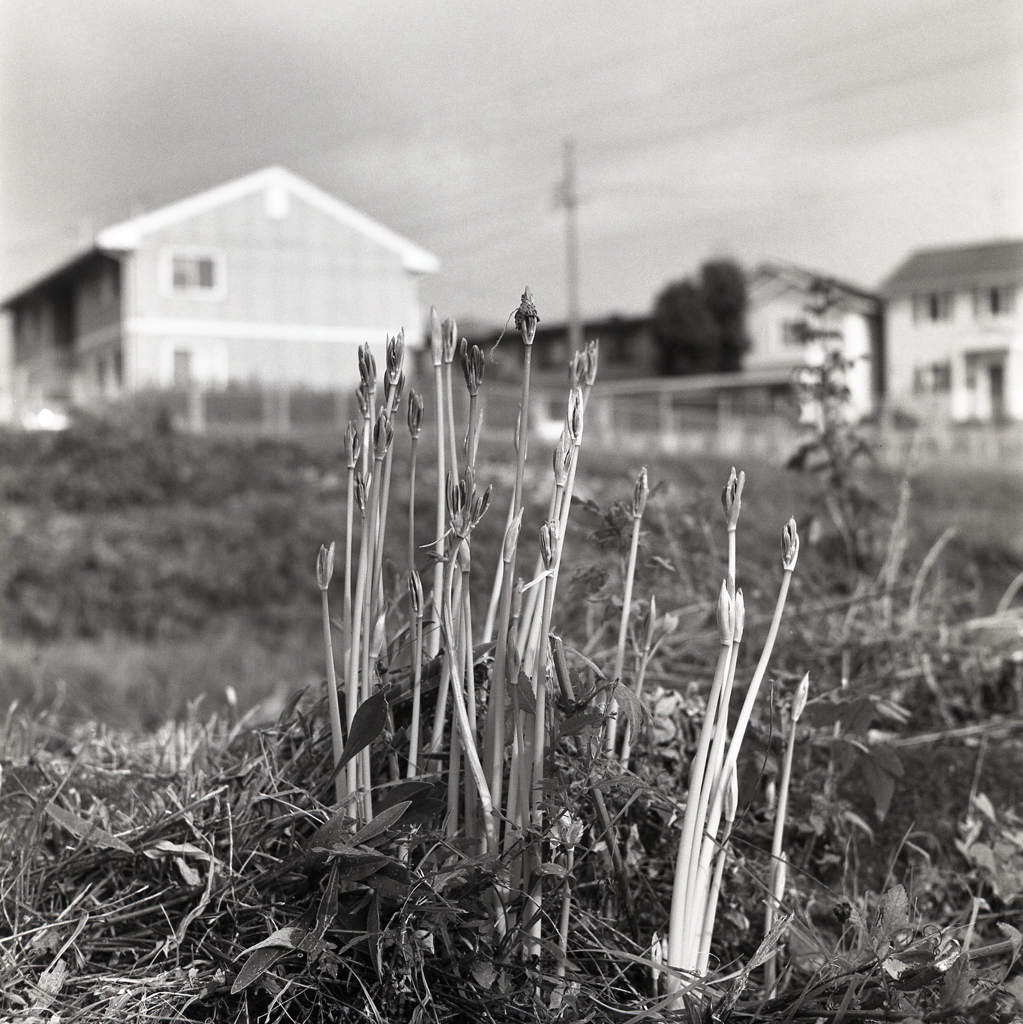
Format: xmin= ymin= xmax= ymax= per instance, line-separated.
xmin=461 ymin=343 xmax=484 ymax=396
xmin=356 ymin=381 xmax=370 ymax=418
xmin=441 ymin=317 xmax=457 ymax=364
xmin=471 ymin=484 xmax=492 ymax=525
xmin=733 ymin=588 xmax=745 ymax=644
xmin=344 ymin=421 xmax=361 ymax=469
xmin=792 ymin=671 xmax=810 ymax=723
xmin=373 ymin=411 xmax=393 ymax=459
xmin=584 ymin=338 xmax=599 ymax=386
xmin=406 ymin=390 xmax=424 ymax=439
xmin=316 ymin=542 xmax=335 ymax=591
xmin=354 ymin=471 xmax=368 ymax=516
xmin=782 ymin=517 xmax=800 ymax=571
xmin=567 ymin=387 xmax=584 ymax=445
xmin=445 ymin=470 xmax=461 ymax=517
xmin=386 ymin=369 xmax=405 ymax=407
xmin=553 ymin=429 xmax=572 ymax=486
xmin=569 ymin=349 xmax=587 ymax=389
xmin=386 ymin=330 xmax=405 ymax=381
xmin=721 ymin=467 xmax=745 ymax=530
xmin=358 ymin=344 xmax=377 ymax=390
xmin=539 ymin=519 xmax=558 ymax=570
xmin=430 ymin=307 xmax=443 ymax=367
xmin=514 ymin=287 xmax=539 ymax=346
xmin=503 ymin=509 xmax=523 ymax=563
xmin=633 ymin=467 xmax=649 ymax=519
xmin=717 ymin=578 xmax=735 ymax=645
xmin=408 ymin=570 xmax=423 ymax=618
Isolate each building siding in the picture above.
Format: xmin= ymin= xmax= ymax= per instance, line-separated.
xmin=886 ymin=288 xmax=1023 ymax=422
xmin=130 ymin=187 xmax=420 ymax=334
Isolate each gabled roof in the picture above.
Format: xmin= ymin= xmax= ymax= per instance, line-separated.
xmin=4 ymin=167 xmax=440 ymax=307
xmin=750 ymin=261 xmax=881 ymax=314
xmin=97 ymin=166 xmax=440 ymax=274
xmin=882 ymin=239 xmax=1023 ymax=295
xmin=2 ymin=249 xmax=115 ymax=309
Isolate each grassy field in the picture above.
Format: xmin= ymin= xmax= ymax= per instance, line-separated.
xmin=2 ymin=356 xmax=1023 ymax=1022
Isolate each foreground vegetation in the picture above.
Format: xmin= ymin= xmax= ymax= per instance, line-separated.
xmin=2 ymin=294 xmax=1023 ymax=1022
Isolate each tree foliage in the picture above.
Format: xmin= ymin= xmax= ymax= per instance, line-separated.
xmin=651 ymin=258 xmax=751 ymax=375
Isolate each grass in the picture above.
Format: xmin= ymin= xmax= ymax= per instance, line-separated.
xmin=1 ymin=308 xmax=1023 ymax=1021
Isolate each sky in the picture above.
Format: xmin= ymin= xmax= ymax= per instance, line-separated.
xmin=1 ymin=0 xmax=1021 ymax=327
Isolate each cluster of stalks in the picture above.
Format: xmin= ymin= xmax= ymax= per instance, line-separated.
xmin=314 ymin=292 xmax=804 ymax=988
xmin=662 ymin=472 xmax=802 ymax=1001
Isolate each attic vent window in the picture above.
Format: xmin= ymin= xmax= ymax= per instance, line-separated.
xmin=161 ymin=249 xmax=225 ymax=300
xmin=265 ymin=184 xmax=290 ymax=220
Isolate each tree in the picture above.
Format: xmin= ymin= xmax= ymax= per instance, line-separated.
xmin=651 ymin=259 xmax=751 ymax=375
xmin=700 ymin=259 xmax=750 ymax=372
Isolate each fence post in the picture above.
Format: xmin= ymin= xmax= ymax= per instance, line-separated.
xmin=278 ymin=387 xmax=291 ymax=435
xmin=187 ymin=383 xmax=204 ymax=433
xmin=658 ymin=390 xmax=672 ymax=443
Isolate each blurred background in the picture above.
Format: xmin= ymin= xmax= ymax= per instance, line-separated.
xmin=0 ymin=0 xmax=1021 ymax=728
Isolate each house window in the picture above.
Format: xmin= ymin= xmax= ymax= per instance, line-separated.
xmin=173 ymin=256 xmax=215 ymax=291
xmin=974 ymin=285 xmax=1016 ymax=319
xmin=912 ymin=292 xmax=954 ymax=323
xmin=161 ymin=248 xmax=225 ymax=300
xmin=782 ymin=320 xmax=809 ymax=345
xmin=913 ymin=361 xmax=951 ymax=394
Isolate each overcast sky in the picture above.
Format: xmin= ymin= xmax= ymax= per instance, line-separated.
xmin=2 ymin=0 xmax=1020 ymax=326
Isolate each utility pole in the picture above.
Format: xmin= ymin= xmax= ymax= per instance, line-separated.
xmin=557 ymin=138 xmax=583 ymax=354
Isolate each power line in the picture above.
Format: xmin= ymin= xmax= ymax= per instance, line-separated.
xmin=402 ymin=44 xmax=1017 ymax=246
xmin=390 ymin=22 xmax=1017 ymax=236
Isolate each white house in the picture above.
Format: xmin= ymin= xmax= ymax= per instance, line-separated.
xmin=745 ymin=262 xmax=884 ymax=419
xmin=882 ymin=239 xmax=1023 ymax=423
xmin=2 ymin=166 xmax=440 ymax=425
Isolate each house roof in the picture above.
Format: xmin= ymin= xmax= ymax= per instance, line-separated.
xmin=750 ymin=261 xmax=881 ymax=313
xmin=882 ymin=239 xmax=1023 ymax=295
xmin=4 ymin=166 xmax=440 ymax=307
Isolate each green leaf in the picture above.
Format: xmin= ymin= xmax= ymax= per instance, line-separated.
xmin=558 ymin=711 xmax=604 ymax=738
xmin=859 ymin=750 xmax=898 ymax=821
xmin=998 ymin=922 xmax=1022 ymax=972
xmin=562 ymin=645 xmax=607 ymax=680
xmin=869 ymin=742 xmax=904 ymax=779
xmin=303 ymin=807 xmax=355 ymax=861
xmin=337 ymin=688 xmax=389 ymax=775
xmin=873 ymin=884 xmax=909 ymax=954
xmin=351 ymin=801 xmax=411 ymax=846
xmin=231 ymin=946 xmax=290 ymax=995
xmin=45 ymin=802 xmax=133 ymax=854
xmin=840 ymin=697 xmax=875 ymax=737
xmin=509 ymin=672 xmax=536 ymax=716
xmin=612 ymin=680 xmax=647 ymax=731
xmin=374 ymin=781 xmax=433 ymax=814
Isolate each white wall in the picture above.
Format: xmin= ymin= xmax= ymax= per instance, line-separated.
xmin=886 ymin=288 xmax=1023 ymax=422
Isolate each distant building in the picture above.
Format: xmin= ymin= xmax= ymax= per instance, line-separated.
xmin=746 ymin=262 xmax=884 ymax=419
xmin=2 ymin=166 xmax=439 ymax=425
xmin=468 ymin=312 xmax=659 ymax=382
xmin=882 ymin=239 xmax=1023 ymax=423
